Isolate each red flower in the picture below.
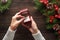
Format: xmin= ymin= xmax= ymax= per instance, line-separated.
xmin=55 ymin=14 xmax=60 ymax=19
xmin=58 ymin=14 xmax=60 ymax=19
xmin=40 ymin=0 xmax=44 ymax=3
xmin=54 ymin=5 xmax=58 ymax=7
xmin=49 ymin=19 xmax=53 ymax=23
xmin=49 ymin=16 xmax=55 ymax=23
xmin=57 ymin=30 xmax=60 ymax=34
xmin=54 ymin=5 xmax=59 ymax=11
xmin=40 ymin=0 xmax=48 ymax=5
xmin=55 ymin=7 xmax=59 ymax=11
xmin=55 ymin=14 xmax=58 ymax=18
xmin=50 ymin=16 xmax=54 ymax=20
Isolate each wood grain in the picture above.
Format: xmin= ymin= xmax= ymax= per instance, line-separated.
xmin=0 ymin=0 xmax=57 ymax=40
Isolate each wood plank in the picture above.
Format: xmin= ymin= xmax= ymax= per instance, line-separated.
xmin=0 ymin=0 xmax=57 ymax=40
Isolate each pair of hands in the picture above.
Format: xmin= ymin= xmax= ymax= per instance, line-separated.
xmin=10 ymin=9 xmax=39 ymax=34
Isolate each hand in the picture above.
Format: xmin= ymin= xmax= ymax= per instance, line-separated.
xmin=10 ymin=8 xmax=29 ymax=31
xmin=10 ymin=9 xmax=30 ymax=31
xmin=22 ymin=16 xmax=39 ymax=34
xmin=10 ymin=12 xmax=25 ymax=31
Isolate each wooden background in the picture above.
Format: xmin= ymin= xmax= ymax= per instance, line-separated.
xmin=0 ymin=0 xmax=57 ymax=40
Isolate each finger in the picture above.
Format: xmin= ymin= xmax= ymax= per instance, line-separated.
xmin=15 ymin=9 xmax=28 ymax=16
xmin=18 ymin=9 xmax=28 ymax=15
xmin=18 ymin=18 xmax=25 ymax=23
xmin=30 ymin=16 xmax=36 ymax=24
xmin=16 ymin=15 xmax=24 ymax=18
xmin=15 ymin=12 xmax=21 ymax=16
xmin=30 ymin=16 xmax=34 ymax=21
xmin=20 ymin=8 xmax=28 ymax=14
xmin=15 ymin=8 xmax=29 ymax=16
xmin=13 ymin=15 xmax=24 ymax=19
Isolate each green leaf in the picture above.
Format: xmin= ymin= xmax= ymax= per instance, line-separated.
xmin=46 ymin=23 xmax=53 ymax=29
xmin=0 ymin=0 xmax=12 ymax=13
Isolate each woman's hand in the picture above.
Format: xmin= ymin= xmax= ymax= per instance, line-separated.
xmin=10 ymin=12 xmax=25 ymax=31
xmin=22 ymin=16 xmax=39 ymax=34
xmin=10 ymin=9 xmax=28 ymax=31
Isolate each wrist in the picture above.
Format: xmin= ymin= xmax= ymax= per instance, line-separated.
xmin=9 ymin=26 xmax=16 ymax=31
xmin=31 ymin=29 xmax=39 ymax=34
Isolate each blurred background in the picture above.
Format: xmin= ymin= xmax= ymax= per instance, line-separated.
xmin=0 ymin=0 xmax=57 ymax=40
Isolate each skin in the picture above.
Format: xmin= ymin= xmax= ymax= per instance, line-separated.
xmin=9 ymin=9 xmax=39 ymax=34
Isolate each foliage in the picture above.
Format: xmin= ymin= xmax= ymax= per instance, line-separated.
xmin=0 ymin=0 xmax=12 ymax=13
xmin=34 ymin=0 xmax=60 ymax=40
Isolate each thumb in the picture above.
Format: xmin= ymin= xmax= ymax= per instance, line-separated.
xmin=18 ymin=18 xmax=25 ymax=23
xmin=30 ymin=16 xmax=34 ymax=21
